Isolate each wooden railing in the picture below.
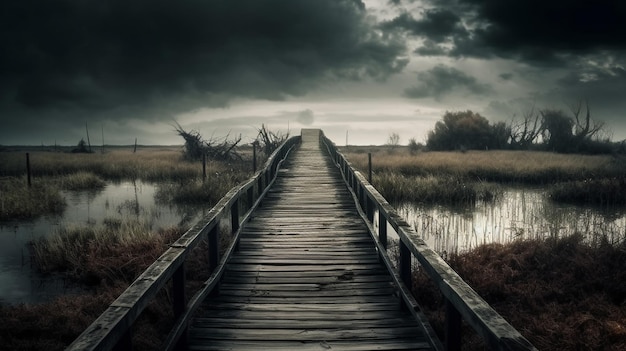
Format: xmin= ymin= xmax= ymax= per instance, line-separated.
xmin=66 ymin=136 xmax=301 ymax=351
xmin=320 ymin=132 xmax=538 ymax=351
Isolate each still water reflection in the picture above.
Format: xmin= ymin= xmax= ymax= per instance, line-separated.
xmin=394 ymin=187 xmax=626 ymax=255
xmin=0 ymin=181 xmax=202 ymax=305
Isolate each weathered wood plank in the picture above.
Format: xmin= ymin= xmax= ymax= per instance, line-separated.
xmin=188 ymin=130 xmax=436 ymax=350
xmin=189 ymin=339 xmax=432 ymax=351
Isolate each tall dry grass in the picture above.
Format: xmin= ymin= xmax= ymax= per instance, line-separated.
xmin=412 ymin=234 xmax=626 ymax=350
xmin=372 ymin=173 xmax=501 ymax=204
xmin=0 ymin=177 xmax=66 ymax=220
xmin=343 ymin=148 xmax=626 ymax=184
xmin=0 ymin=147 xmax=248 ymax=182
xmin=3 ymin=221 xmax=218 ymax=350
xmin=31 ymin=219 xmax=184 ymax=284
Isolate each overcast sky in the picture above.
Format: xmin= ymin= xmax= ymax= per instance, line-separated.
xmin=1 ymin=0 xmax=625 ymax=146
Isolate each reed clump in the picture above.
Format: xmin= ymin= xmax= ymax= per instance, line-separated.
xmin=57 ymin=172 xmax=106 ymax=191
xmin=4 ymin=221 xmax=217 ymax=350
xmin=372 ymin=173 xmax=501 ymax=205
xmin=549 ymin=177 xmax=626 ymax=206
xmin=412 ymin=234 xmax=626 ymax=350
xmin=155 ymin=172 xmax=248 ymax=205
xmin=0 ymin=286 xmax=125 ymax=350
xmin=0 ymin=178 xmax=66 ymax=220
xmin=32 ymin=219 xmax=184 ymax=285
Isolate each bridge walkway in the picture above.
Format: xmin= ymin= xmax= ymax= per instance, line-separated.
xmin=187 ymin=129 xmax=436 ymax=350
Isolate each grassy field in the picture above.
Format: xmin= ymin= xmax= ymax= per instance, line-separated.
xmin=0 ymin=146 xmax=250 ymax=349
xmin=341 ymin=146 xmax=626 ymax=205
xmin=413 ymin=234 xmax=626 ymax=350
xmin=342 ymin=146 xmax=626 ymax=350
xmin=0 ymin=147 xmax=252 ymax=220
xmin=3 ymin=145 xmax=626 ymax=349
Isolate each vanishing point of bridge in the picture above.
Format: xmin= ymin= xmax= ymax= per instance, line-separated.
xmin=68 ymin=129 xmax=536 ymax=351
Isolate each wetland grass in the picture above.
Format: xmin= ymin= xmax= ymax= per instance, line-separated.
xmin=0 ymin=147 xmax=242 ymax=182
xmin=31 ymin=219 xmax=185 ymax=284
xmin=549 ymin=177 xmax=626 ymax=206
xmin=372 ymin=172 xmax=502 ymax=204
xmin=57 ymin=172 xmax=106 ymax=191
xmin=0 ymin=177 xmax=65 ymax=221
xmin=412 ymin=234 xmax=626 ymax=350
xmin=3 ymin=221 xmax=215 ymax=350
xmin=342 ymin=147 xmax=626 ymax=205
xmin=342 ymin=147 xmax=626 ymax=184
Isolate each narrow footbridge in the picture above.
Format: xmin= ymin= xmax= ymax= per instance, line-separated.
xmin=67 ymin=129 xmax=537 ymax=351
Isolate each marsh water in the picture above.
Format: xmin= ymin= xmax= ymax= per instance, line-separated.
xmin=393 ymin=187 xmax=626 ymax=256
xmin=0 ymin=181 xmax=203 ymax=305
xmin=2 ymin=184 xmax=625 ymax=304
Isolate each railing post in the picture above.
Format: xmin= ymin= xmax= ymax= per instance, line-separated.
xmin=247 ymin=187 xmax=254 ymax=212
xmin=445 ymin=299 xmax=462 ymax=351
xmin=399 ymin=240 xmax=412 ymax=292
xmin=172 ymin=264 xmax=188 ymax=350
xmin=208 ymin=225 xmax=220 ymax=297
xmin=366 ymin=197 xmax=374 ymax=223
xmin=114 ymin=330 xmax=133 ymax=351
xmin=231 ymin=198 xmax=240 ymax=251
xmin=257 ymin=177 xmax=264 ymax=207
xmin=379 ymin=213 xmax=387 ymax=250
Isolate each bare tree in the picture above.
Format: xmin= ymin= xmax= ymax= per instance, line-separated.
xmin=387 ymin=132 xmax=400 ymax=149
xmin=255 ymin=124 xmax=289 ymax=156
xmin=569 ymin=100 xmax=604 ymax=144
xmin=173 ymin=121 xmax=242 ymax=161
xmin=509 ymin=103 xmax=543 ymax=149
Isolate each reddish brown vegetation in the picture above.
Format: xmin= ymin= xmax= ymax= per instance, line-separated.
xmin=0 ymin=227 xmax=215 ymax=351
xmin=413 ymin=234 xmax=626 ymax=350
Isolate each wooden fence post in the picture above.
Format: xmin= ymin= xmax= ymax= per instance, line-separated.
xmin=202 ymin=154 xmax=207 ymax=181
xmin=368 ymin=152 xmax=372 ymax=183
xmin=253 ymin=143 xmax=257 ymax=173
xmin=26 ymin=153 xmax=31 ymax=187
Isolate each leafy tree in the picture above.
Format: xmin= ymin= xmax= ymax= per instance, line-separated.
xmin=427 ymin=111 xmax=497 ymax=150
xmin=408 ymin=137 xmax=422 ymax=154
xmin=540 ymin=109 xmax=573 ymax=152
xmin=71 ymin=138 xmax=92 ymax=153
xmin=490 ymin=122 xmax=511 ymax=149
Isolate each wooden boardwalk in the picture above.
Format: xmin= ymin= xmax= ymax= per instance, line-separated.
xmin=188 ymin=130 xmax=436 ymax=350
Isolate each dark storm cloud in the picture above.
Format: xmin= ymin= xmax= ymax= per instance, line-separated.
xmin=0 ymin=0 xmax=407 ymax=134
xmin=456 ymin=0 xmax=626 ymax=59
xmin=393 ymin=0 xmax=626 ymax=65
xmin=380 ymin=9 xmax=468 ymax=43
xmin=404 ymin=64 xmax=492 ymax=100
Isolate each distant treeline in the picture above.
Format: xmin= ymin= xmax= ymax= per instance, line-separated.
xmin=421 ymin=102 xmax=623 ymax=154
